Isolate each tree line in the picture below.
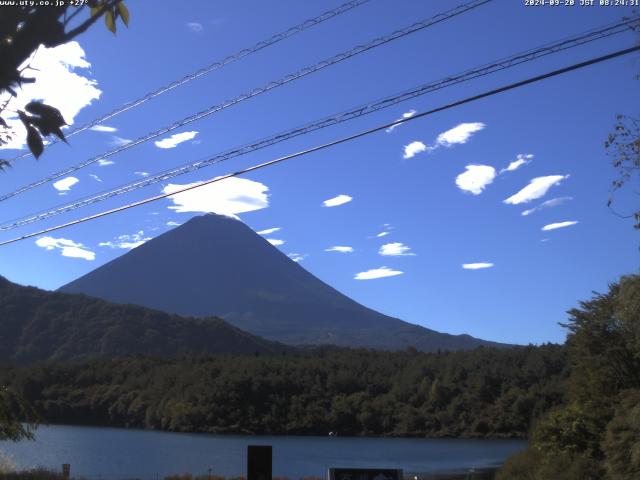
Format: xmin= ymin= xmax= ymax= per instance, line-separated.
xmin=0 ymin=343 xmax=566 ymax=439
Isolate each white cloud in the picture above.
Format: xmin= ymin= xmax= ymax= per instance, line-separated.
xmin=435 ymin=122 xmax=485 ymax=148
xmin=135 ymin=171 xmax=150 ymax=177
xmin=379 ymin=242 xmax=415 ymax=256
xmin=462 ymin=263 xmax=494 ymax=270
xmin=500 ymin=154 xmax=534 ymax=174
xmin=403 ymin=141 xmax=427 ymax=159
xmin=504 ymin=175 xmax=569 ymax=205
xmin=541 ymin=221 xmax=579 ymax=231
xmin=455 ymin=165 xmax=496 ymax=195
xmin=53 ymin=176 xmax=79 ymax=192
xmin=109 ymin=136 xmax=130 ymax=147
xmin=35 ymin=236 xmax=95 ymax=261
xmin=267 ymin=238 xmax=284 ymax=246
xmin=186 ymin=22 xmax=204 ymax=33
xmin=166 ymin=221 xmax=181 ymax=227
xmin=257 ymin=227 xmax=281 ymax=235
xmin=355 ymin=266 xmax=403 ymax=280
xmin=162 ymin=177 xmax=269 ymax=215
xmin=325 ymin=246 xmax=354 ymax=253
xmin=386 ymin=110 xmax=416 ymax=133
xmin=0 ymin=42 xmax=101 ymax=151
xmin=374 ymin=224 xmax=393 ymax=238
xmin=521 ymin=196 xmax=573 ymax=216
xmin=98 ymin=159 xmax=114 ymax=166
xmin=288 ymin=253 xmax=307 ymax=262
xmin=90 ymin=125 xmax=117 ymax=133
xmin=323 ymin=194 xmax=352 ymax=207
xmin=89 ymin=174 xmax=102 ymax=182
xmin=154 ymin=131 xmax=198 ymax=149
xmin=99 ymin=230 xmax=152 ymax=250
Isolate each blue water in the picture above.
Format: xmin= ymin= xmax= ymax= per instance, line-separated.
xmin=0 ymin=425 xmax=526 ymax=479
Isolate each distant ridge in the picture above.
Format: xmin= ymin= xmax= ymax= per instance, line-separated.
xmin=60 ymin=214 xmax=506 ymax=351
xmin=0 ymin=275 xmax=291 ymax=363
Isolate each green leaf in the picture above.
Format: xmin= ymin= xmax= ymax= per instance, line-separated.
xmin=26 ymin=125 xmax=44 ymax=159
xmin=117 ymin=2 xmax=130 ymax=27
xmin=105 ymin=10 xmax=116 ymax=34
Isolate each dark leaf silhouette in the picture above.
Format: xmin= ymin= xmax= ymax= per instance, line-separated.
xmin=25 ymin=125 xmax=44 ymax=159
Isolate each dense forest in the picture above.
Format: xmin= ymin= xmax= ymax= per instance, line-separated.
xmin=0 ymin=275 xmax=292 ymax=363
xmin=0 ymin=344 xmax=565 ymax=439
xmin=497 ymin=275 xmax=640 ymax=480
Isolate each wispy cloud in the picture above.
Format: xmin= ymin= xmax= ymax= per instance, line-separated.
xmin=325 ymin=246 xmax=354 ymax=253
xmin=434 ymin=122 xmax=485 ymax=148
xmin=257 ymin=227 xmax=280 ymax=235
xmin=135 ymin=171 xmax=150 ymax=177
xmin=386 ymin=110 xmax=416 ymax=133
xmin=166 ymin=221 xmax=181 ymax=227
xmin=186 ymin=22 xmax=204 ymax=33
xmin=355 ymin=266 xmax=403 ymax=280
xmin=53 ymin=176 xmax=79 ymax=192
xmin=163 ymin=177 xmax=269 ymax=215
xmin=462 ymin=262 xmax=494 ymax=270
xmin=288 ymin=253 xmax=307 ymax=262
xmin=455 ymin=165 xmax=496 ymax=195
xmin=522 ymin=196 xmax=573 ymax=216
xmin=323 ymin=194 xmax=352 ymax=207
xmin=35 ymin=236 xmax=95 ymax=261
xmin=379 ymin=242 xmax=415 ymax=256
xmin=109 ymin=136 xmax=131 ymax=147
xmin=99 ymin=230 xmax=152 ymax=250
xmin=500 ymin=153 xmax=533 ymax=174
xmin=98 ymin=159 xmax=115 ymax=167
xmin=89 ymin=174 xmax=102 ymax=182
xmin=267 ymin=238 xmax=284 ymax=246
xmin=541 ymin=221 xmax=579 ymax=231
xmin=403 ymin=141 xmax=426 ymax=159
xmin=154 ymin=131 xmax=198 ymax=149
xmin=90 ymin=125 xmax=117 ymax=133
xmin=0 ymin=42 xmax=101 ymax=151
xmin=504 ymin=175 xmax=569 ymax=205
xmin=374 ymin=224 xmax=393 ymax=238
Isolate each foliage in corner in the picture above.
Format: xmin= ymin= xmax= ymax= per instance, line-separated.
xmin=0 ymin=0 xmax=129 ymax=161
xmin=0 ymin=386 xmax=39 ymax=442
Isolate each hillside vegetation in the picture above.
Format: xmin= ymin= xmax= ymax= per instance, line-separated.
xmin=0 ymin=344 xmax=565 ymax=438
xmin=498 ymin=275 xmax=640 ymax=479
xmin=0 ymin=276 xmax=291 ymax=363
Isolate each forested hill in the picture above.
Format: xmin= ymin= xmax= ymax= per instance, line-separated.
xmin=0 ymin=344 xmax=566 ymax=438
xmin=0 ymin=275 xmax=292 ymax=363
xmin=59 ymin=213 xmax=506 ymax=352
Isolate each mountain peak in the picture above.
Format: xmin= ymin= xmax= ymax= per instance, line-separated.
xmin=60 ymin=214 xmax=505 ymax=351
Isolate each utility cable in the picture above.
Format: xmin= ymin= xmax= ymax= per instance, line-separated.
xmin=0 ymin=0 xmax=493 ymax=203
xmin=0 ymin=17 xmax=635 ymax=232
xmin=7 ymin=0 xmax=372 ymax=162
xmin=1 ymin=44 xmax=637 ymax=247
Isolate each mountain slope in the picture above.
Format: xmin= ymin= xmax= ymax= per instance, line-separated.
xmin=60 ymin=214 xmax=505 ymax=351
xmin=0 ymin=275 xmax=291 ymax=363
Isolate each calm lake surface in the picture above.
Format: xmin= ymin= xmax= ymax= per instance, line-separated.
xmin=0 ymin=425 xmax=526 ymax=479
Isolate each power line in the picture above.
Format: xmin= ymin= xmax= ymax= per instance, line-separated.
xmin=8 ymin=0 xmax=372 ymax=162
xmin=1 ymin=45 xmax=637 ymax=248
xmin=0 ymin=0 xmax=493 ymax=204
xmin=1 ymin=17 xmax=635 ymax=232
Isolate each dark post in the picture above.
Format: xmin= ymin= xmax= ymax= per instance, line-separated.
xmin=61 ymin=464 xmax=70 ymax=480
xmin=247 ymin=445 xmax=272 ymax=480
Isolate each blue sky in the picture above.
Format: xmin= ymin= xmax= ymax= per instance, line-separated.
xmin=0 ymin=0 xmax=637 ymax=345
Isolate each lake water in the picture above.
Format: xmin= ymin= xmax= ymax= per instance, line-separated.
xmin=0 ymin=425 xmax=526 ymax=479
